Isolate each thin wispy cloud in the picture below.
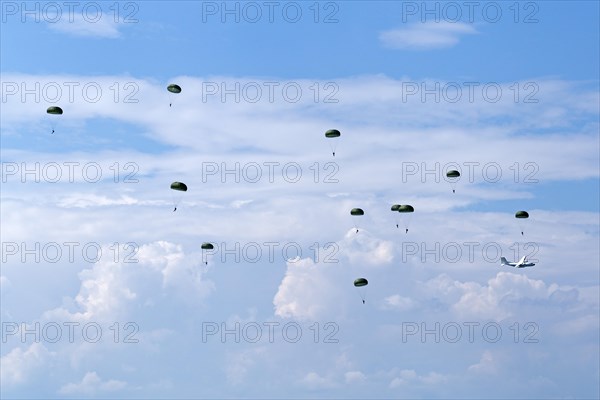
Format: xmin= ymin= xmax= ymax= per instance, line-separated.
xmin=380 ymin=22 xmax=478 ymax=50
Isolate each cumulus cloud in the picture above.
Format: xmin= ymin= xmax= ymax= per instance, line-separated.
xmin=383 ymin=294 xmax=416 ymax=311
xmin=43 ymin=241 xmax=214 ymax=322
xmin=468 ymin=350 xmax=498 ymax=375
xmin=344 ymin=370 xmax=366 ymax=384
xmin=300 ymin=371 xmax=336 ymax=390
xmin=1 ymin=343 xmax=54 ymax=386
xmin=421 ymin=272 xmax=563 ymax=320
xmin=58 ymin=371 xmax=127 ymax=395
xmin=273 ymin=257 xmax=342 ymax=321
xmin=380 ymin=22 xmax=478 ymax=50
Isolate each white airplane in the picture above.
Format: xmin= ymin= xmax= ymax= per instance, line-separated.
xmin=500 ymin=256 xmax=535 ymax=268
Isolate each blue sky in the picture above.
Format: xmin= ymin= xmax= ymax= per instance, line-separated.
xmin=1 ymin=1 xmax=599 ymax=399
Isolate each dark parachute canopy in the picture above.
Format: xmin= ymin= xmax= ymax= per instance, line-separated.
xmin=354 ymin=278 xmax=368 ymax=287
xmin=170 ymin=182 xmax=188 ymax=191
xmin=398 ymin=205 xmax=414 ymax=213
xmin=167 ymin=84 xmax=182 ymax=94
xmin=350 ymin=208 xmax=364 ymax=216
xmin=325 ymin=129 xmax=341 ymax=138
xmin=515 ymin=211 xmax=529 ymax=219
xmin=46 ymin=106 xmax=63 ymax=115
xmin=391 ymin=204 xmax=401 ymax=211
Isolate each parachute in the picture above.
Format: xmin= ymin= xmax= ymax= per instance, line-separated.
xmin=350 ymin=208 xmax=364 ymax=233
xmin=397 ymin=205 xmax=414 ymax=233
xmin=354 ymin=278 xmax=368 ymax=304
xmin=167 ymin=84 xmax=182 ymax=94
xmin=167 ymin=84 xmax=181 ymax=106
xmin=515 ymin=211 xmax=529 ymax=235
xmin=201 ymin=242 xmax=214 ymax=265
xmin=46 ymin=106 xmax=63 ymax=115
xmin=46 ymin=106 xmax=63 ymax=134
xmin=325 ymin=129 xmax=341 ymax=156
xmin=170 ymin=182 xmax=187 ymax=211
xmin=170 ymin=182 xmax=187 ymax=191
xmin=515 ymin=211 xmax=529 ymax=219
xmin=446 ymin=170 xmax=460 ymax=193
xmin=391 ymin=204 xmax=401 ymax=228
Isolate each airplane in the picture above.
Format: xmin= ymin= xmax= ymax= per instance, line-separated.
xmin=500 ymin=256 xmax=535 ymax=268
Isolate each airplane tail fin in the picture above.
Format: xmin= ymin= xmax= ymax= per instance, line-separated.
xmin=500 ymin=257 xmax=508 ymax=265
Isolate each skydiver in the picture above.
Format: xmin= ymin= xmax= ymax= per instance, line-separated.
xmin=452 ymin=189 xmax=455 ymax=193
xmin=356 ymin=229 xmax=359 ymax=233
xmin=396 ymin=224 xmax=399 ymax=228
xmin=51 ymin=129 xmax=54 ymax=134
xmin=173 ymin=206 xmax=177 ymax=212
xmin=405 ymin=228 xmax=408 ymax=234
xmin=362 ymin=300 xmax=365 ymax=304
xmin=521 ymin=231 xmax=524 ymax=236
xmin=333 ymin=151 xmax=335 ymax=157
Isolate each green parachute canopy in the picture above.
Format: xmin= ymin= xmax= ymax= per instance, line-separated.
xmin=325 ymin=129 xmax=341 ymax=138
xmin=391 ymin=204 xmax=401 ymax=211
xmin=446 ymin=170 xmax=460 ymax=178
xmin=354 ymin=278 xmax=368 ymax=287
xmin=350 ymin=208 xmax=364 ymax=216
xmin=201 ymin=243 xmax=214 ymax=250
xmin=398 ymin=205 xmax=414 ymax=213
xmin=515 ymin=211 xmax=529 ymax=219
xmin=170 ymin=182 xmax=188 ymax=191
xmin=46 ymin=106 xmax=63 ymax=115
xmin=167 ymin=84 xmax=182 ymax=94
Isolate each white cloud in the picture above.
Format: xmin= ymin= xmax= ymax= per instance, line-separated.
xmin=273 ymin=257 xmax=342 ymax=321
xmin=420 ymin=272 xmax=565 ymax=320
xmin=339 ymin=229 xmax=395 ymax=266
xmin=225 ymin=348 xmax=266 ymax=386
xmin=46 ymin=11 xmax=122 ymax=39
xmin=300 ymin=371 xmax=336 ymax=390
xmin=383 ymin=294 xmax=416 ymax=311
xmin=42 ymin=241 xmax=214 ymax=323
xmin=0 ymin=343 xmax=53 ymax=386
xmin=380 ymin=22 xmax=478 ymax=50
xmin=58 ymin=371 xmax=126 ymax=395
xmin=468 ymin=350 xmax=498 ymax=375
xmin=344 ymin=370 xmax=366 ymax=384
